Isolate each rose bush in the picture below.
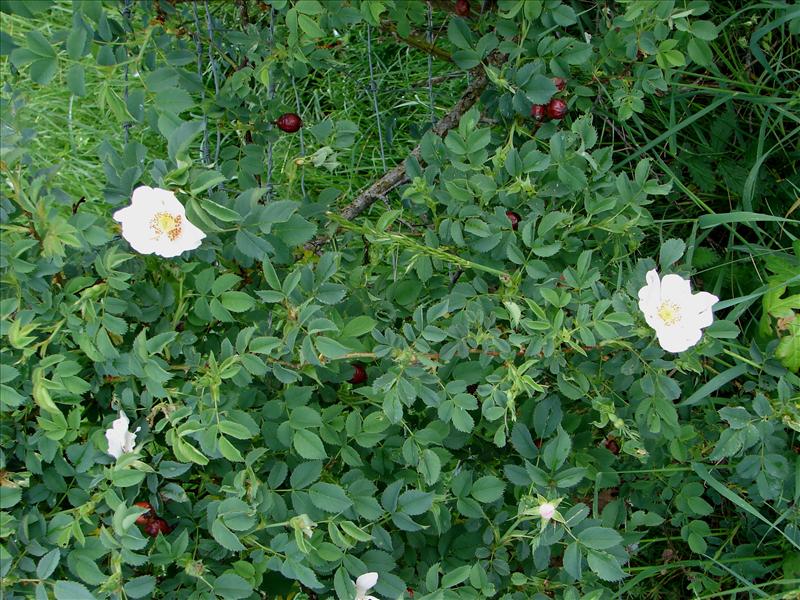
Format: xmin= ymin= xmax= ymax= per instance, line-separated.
xmin=1 ymin=1 xmax=799 ymax=599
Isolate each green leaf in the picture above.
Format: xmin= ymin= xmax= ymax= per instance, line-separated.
xmin=341 ymin=316 xmax=377 ymax=338
xmin=290 ymin=461 xmax=323 ymax=489
xmin=471 ymin=475 xmax=505 ymax=503
xmin=220 ymin=291 xmax=255 ymax=313
xmin=219 ymin=498 xmax=256 ymax=531
xmin=775 ymin=319 xmax=800 ymax=373
xmin=66 ymin=25 xmax=87 ymax=59
xmin=211 ymin=519 xmax=246 ymax=551
xmin=201 ymin=198 xmax=239 ymax=222
xmin=214 ymin=432 xmax=241 ymax=460
xmin=273 ymin=214 xmax=316 ymax=246
xmin=30 ymin=57 xmax=58 ymax=84
xmin=123 ymin=576 xmax=156 ymax=599
xmin=398 ymin=490 xmax=433 ymax=515
xmin=691 ymin=20 xmax=718 ymax=41
xmin=659 ymin=238 xmax=685 ymax=268
xmin=524 ymin=74 xmax=557 ymax=104
xmin=53 ymin=581 xmax=95 ymax=600
xmin=419 ymin=449 xmax=442 ymax=485
xmin=214 ymin=574 xmax=253 ymax=600
xmin=26 ymin=30 xmax=56 ymax=57
xmin=36 ymin=549 xmax=60 ymax=579
xmin=66 ymin=63 xmax=86 ymax=96
xmin=452 ymin=49 xmax=481 ymax=70
xmin=293 ymin=429 xmax=327 ymax=460
xmin=309 ymin=482 xmax=352 ymax=513
xmin=218 ymin=420 xmax=253 ymax=440
xmin=441 ymin=564 xmax=472 ymax=588
xmin=578 ymin=527 xmax=623 ymax=550
xmin=541 ymin=426 xmax=571 ymax=471
xmin=190 ymin=170 xmax=226 ymax=195
xmin=563 ymin=542 xmax=582 ymax=579
xmin=167 ymin=120 xmax=205 ymax=163
xmin=447 ymin=18 xmax=474 ymax=50
xmin=688 ymin=38 xmax=713 ymax=66
xmin=289 ymin=406 xmax=322 ymax=429
xmin=315 ymin=336 xmax=351 ymax=359
xmin=172 ymin=435 xmax=209 ymax=466
xmin=0 ymin=488 xmax=22 ymax=508
xmin=586 ymin=550 xmax=627 ymax=582
xmin=111 ymin=468 xmax=147 ymax=487
xmin=261 ymin=200 xmax=298 ymax=224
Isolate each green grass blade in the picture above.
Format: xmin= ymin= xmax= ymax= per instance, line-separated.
xmin=680 ymin=363 xmax=749 ymax=407
xmin=693 ymin=463 xmax=800 ymax=551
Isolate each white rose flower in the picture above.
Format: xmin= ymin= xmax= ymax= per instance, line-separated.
xmin=113 ymin=186 xmax=206 ymax=258
xmin=638 ymin=269 xmax=719 ymax=353
xmin=105 ymin=410 xmax=140 ymax=460
xmin=538 ymin=502 xmax=556 ymax=520
xmin=354 ymin=572 xmax=380 ymax=600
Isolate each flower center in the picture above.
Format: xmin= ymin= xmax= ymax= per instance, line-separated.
xmin=150 ymin=212 xmax=182 ymax=241
xmin=657 ymin=301 xmax=681 ymax=326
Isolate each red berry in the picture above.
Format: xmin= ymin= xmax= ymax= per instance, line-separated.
xmin=605 ymin=439 xmax=620 ymax=455
xmin=134 ymin=501 xmax=154 ymax=526
xmin=454 ymin=0 xmax=470 ymax=16
xmin=547 ymin=98 xmax=567 ymax=120
xmin=552 ymin=77 xmax=567 ymax=91
xmin=349 ymin=363 xmax=367 ymax=385
xmin=144 ymin=517 xmax=172 ymax=537
xmin=505 ymin=211 xmax=521 ymax=230
xmin=530 ymin=104 xmax=547 ymax=121
xmin=276 ymin=113 xmax=302 ymax=133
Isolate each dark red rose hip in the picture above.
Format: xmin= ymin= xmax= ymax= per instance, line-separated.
xmin=546 ymin=98 xmax=567 ymax=120
xmin=530 ymin=104 xmax=547 ymax=121
xmin=349 ymin=363 xmax=367 ymax=385
xmin=455 ymin=0 xmax=470 ymax=16
xmin=145 ymin=517 xmax=172 ymax=537
xmin=276 ymin=113 xmax=302 ymax=133
xmin=552 ymin=77 xmax=566 ymax=91
xmin=506 ymin=211 xmax=520 ymax=230
xmin=605 ymin=438 xmax=620 ymax=455
xmin=134 ymin=501 xmax=155 ymax=526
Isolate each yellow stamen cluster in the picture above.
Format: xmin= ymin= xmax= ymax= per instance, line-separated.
xmin=657 ymin=301 xmax=681 ymax=326
xmin=150 ymin=212 xmax=182 ymax=241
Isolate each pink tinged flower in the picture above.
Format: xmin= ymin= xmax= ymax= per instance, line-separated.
xmin=105 ymin=410 xmax=140 ymax=460
xmin=538 ymin=502 xmax=556 ymax=520
xmin=638 ymin=269 xmax=719 ymax=353
xmin=113 ymin=186 xmax=206 ymax=258
xmin=355 ymin=572 xmax=380 ymax=600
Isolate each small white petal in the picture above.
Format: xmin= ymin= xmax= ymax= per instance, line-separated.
xmin=657 ymin=326 xmax=701 ymax=353
xmin=155 ymin=188 xmax=185 ymax=214
xmin=355 ymin=572 xmax=378 ymax=599
xmin=660 ymin=273 xmax=692 ymax=301
xmin=638 ymin=270 xmax=663 ymax=328
xmin=180 ymin=220 xmax=207 ymax=245
xmin=690 ymin=291 xmax=719 ymax=313
xmin=106 ymin=410 xmax=136 ymax=460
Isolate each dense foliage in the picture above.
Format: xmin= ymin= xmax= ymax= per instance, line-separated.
xmin=1 ymin=0 xmax=799 ymax=599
